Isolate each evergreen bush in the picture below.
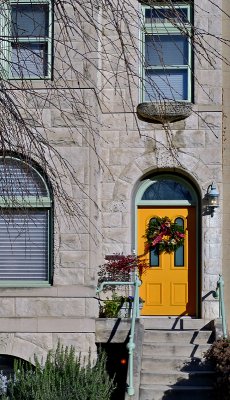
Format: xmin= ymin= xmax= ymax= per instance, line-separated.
xmin=0 ymin=343 xmax=115 ymax=400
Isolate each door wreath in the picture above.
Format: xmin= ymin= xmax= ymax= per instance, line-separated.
xmin=145 ymin=216 xmax=185 ymax=253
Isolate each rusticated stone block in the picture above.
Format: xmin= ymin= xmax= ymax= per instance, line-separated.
xmin=60 ymin=250 xmax=89 ymax=269
xmin=53 ymin=333 xmax=96 ymax=353
xmin=15 ymin=333 xmax=53 ymax=350
xmin=0 ymin=299 xmax=15 ymax=317
xmin=54 ymin=267 xmax=85 ymax=285
xmin=172 ymin=130 xmax=205 ymax=148
xmin=60 ymin=234 xmax=89 ymax=251
xmin=15 ymin=298 xmax=86 ymax=317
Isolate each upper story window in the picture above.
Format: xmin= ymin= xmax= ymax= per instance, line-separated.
xmin=141 ymin=3 xmax=192 ymax=102
xmin=1 ymin=0 xmax=52 ymax=79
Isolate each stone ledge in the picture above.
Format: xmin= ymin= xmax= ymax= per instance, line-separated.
xmin=0 ymin=318 xmax=95 ymax=333
xmin=95 ymin=318 xmax=139 ymax=342
xmin=0 ymin=285 xmax=95 ymax=297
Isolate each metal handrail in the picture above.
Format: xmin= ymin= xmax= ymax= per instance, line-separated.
xmin=213 ymin=274 xmax=227 ymax=338
xmin=96 ymin=272 xmax=141 ymax=396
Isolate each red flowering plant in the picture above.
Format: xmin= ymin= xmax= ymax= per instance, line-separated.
xmin=98 ymin=254 xmax=149 ymax=291
xmin=145 ymin=216 xmax=185 ymax=253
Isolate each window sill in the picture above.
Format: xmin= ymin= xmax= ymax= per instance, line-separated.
xmin=136 ymin=101 xmax=193 ymax=123
xmin=0 ymin=282 xmax=51 ymax=288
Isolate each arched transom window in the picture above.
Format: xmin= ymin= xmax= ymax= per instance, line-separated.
xmin=136 ymin=175 xmax=197 ymax=206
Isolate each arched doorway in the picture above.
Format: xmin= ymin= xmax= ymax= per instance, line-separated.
xmin=135 ymin=174 xmax=199 ymax=317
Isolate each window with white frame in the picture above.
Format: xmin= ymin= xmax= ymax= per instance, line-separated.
xmin=1 ymin=0 xmax=52 ymax=79
xmin=0 ymin=156 xmax=52 ymax=286
xmin=141 ymin=3 xmax=192 ymax=102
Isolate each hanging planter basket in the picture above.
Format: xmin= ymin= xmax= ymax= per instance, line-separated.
xmin=136 ymin=101 xmax=193 ymax=123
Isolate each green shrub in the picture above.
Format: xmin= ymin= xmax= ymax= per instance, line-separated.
xmin=1 ymin=344 xmax=115 ymax=400
xmin=99 ymin=293 xmax=125 ymax=318
xmin=204 ymin=338 xmax=230 ymax=400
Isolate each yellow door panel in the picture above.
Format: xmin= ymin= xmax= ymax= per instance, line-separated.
xmin=138 ymin=207 xmax=196 ymax=316
xmin=147 ymin=283 xmax=163 ymax=305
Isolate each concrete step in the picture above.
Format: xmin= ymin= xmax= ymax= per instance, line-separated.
xmin=139 ymin=320 xmax=215 ymax=400
xmin=142 ymin=317 xmax=213 ymax=331
xmin=142 ymin=343 xmax=211 ymax=358
xmin=140 ymin=370 xmax=215 ymax=386
xmin=139 ymin=385 xmax=215 ymax=400
xmin=144 ymin=329 xmax=213 ymax=344
xmin=141 ymin=355 xmax=214 ymax=372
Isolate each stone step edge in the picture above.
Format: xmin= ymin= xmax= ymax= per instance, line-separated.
xmin=140 ymin=384 xmax=214 ymax=391
xmin=142 ymin=321 xmax=214 ymax=331
xmin=142 ymin=355 xmax=207 ymax=360
xmin=144 ymin=328 xmax=213 ymax=335
xmin=141 ymin=370 xmax=216 ymax=377
xmin=141 ymin=360 xmax=214 ymax=372
xmin=143 ymin=342 xmax=211 ymax=347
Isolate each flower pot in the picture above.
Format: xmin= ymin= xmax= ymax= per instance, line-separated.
xmin=119 ymin=302 xmax=132 ymax=318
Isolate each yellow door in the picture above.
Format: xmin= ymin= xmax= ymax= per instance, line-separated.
xmin=138 ymin=207 xmax=196 ymax=316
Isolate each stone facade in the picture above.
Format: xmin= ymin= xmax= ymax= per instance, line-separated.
xmin=0 ymin=0 xmax=228 ymax=366
xmin=222 ymin=0 xmax=230 ymax=330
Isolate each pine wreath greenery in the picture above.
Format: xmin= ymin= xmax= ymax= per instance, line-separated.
xmin=145 ymin=216 xmax=185 ymax=253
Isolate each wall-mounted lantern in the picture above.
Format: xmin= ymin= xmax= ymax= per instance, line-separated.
xmin=207 ymin=182 xmax=220 ymax=216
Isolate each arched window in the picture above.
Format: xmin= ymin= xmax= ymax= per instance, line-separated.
xmin=141 ymin=179 xmax=192 ymax=201
xmin=0 ymin=156 xmax=52 ymax=286
xmin=135 ymin=175 xmax=197 ymax=206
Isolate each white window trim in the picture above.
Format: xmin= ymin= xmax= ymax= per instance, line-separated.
xmin=140 ymin=4 xmax=192 ymax=102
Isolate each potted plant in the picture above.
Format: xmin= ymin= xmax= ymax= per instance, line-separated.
xmin=97 ymin=254 xmax=149 ymax=318
xmin=98 ymin=254 xmax=149 ymax=289
xmin=127 ymin=296 xmax=145 ymax=310
xmin=99 ymin=293 xmax=126 ymax=318
xmin=98 ymin=294 xmax=140 ymax=318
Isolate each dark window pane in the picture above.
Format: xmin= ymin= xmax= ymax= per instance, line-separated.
xmin=175 ymin=217 xmax=184 ymax=227
xmin=142 ymin=180 xmax=192 ymax=201
xmin=174 ymin=245 xmax=184 ymax=266
xmin=11 ymin=42 xmax=48 ymax=77
xmin=145 ymin=7 xmax=188 ymax=24
xmin=150 ymin=246 xmax=159 ymax=267
xmin=145 ymin=35 xmax=188 ymax=66
xmin=174 ymin=218 xmax=184 ymax=266
xmin=145 ymin=68 xmax=188 ymax=101
xmin=149 ymin=218 xmax=160 ymax=267
xmin=11 ymin=4 xmax=49 ymax=37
